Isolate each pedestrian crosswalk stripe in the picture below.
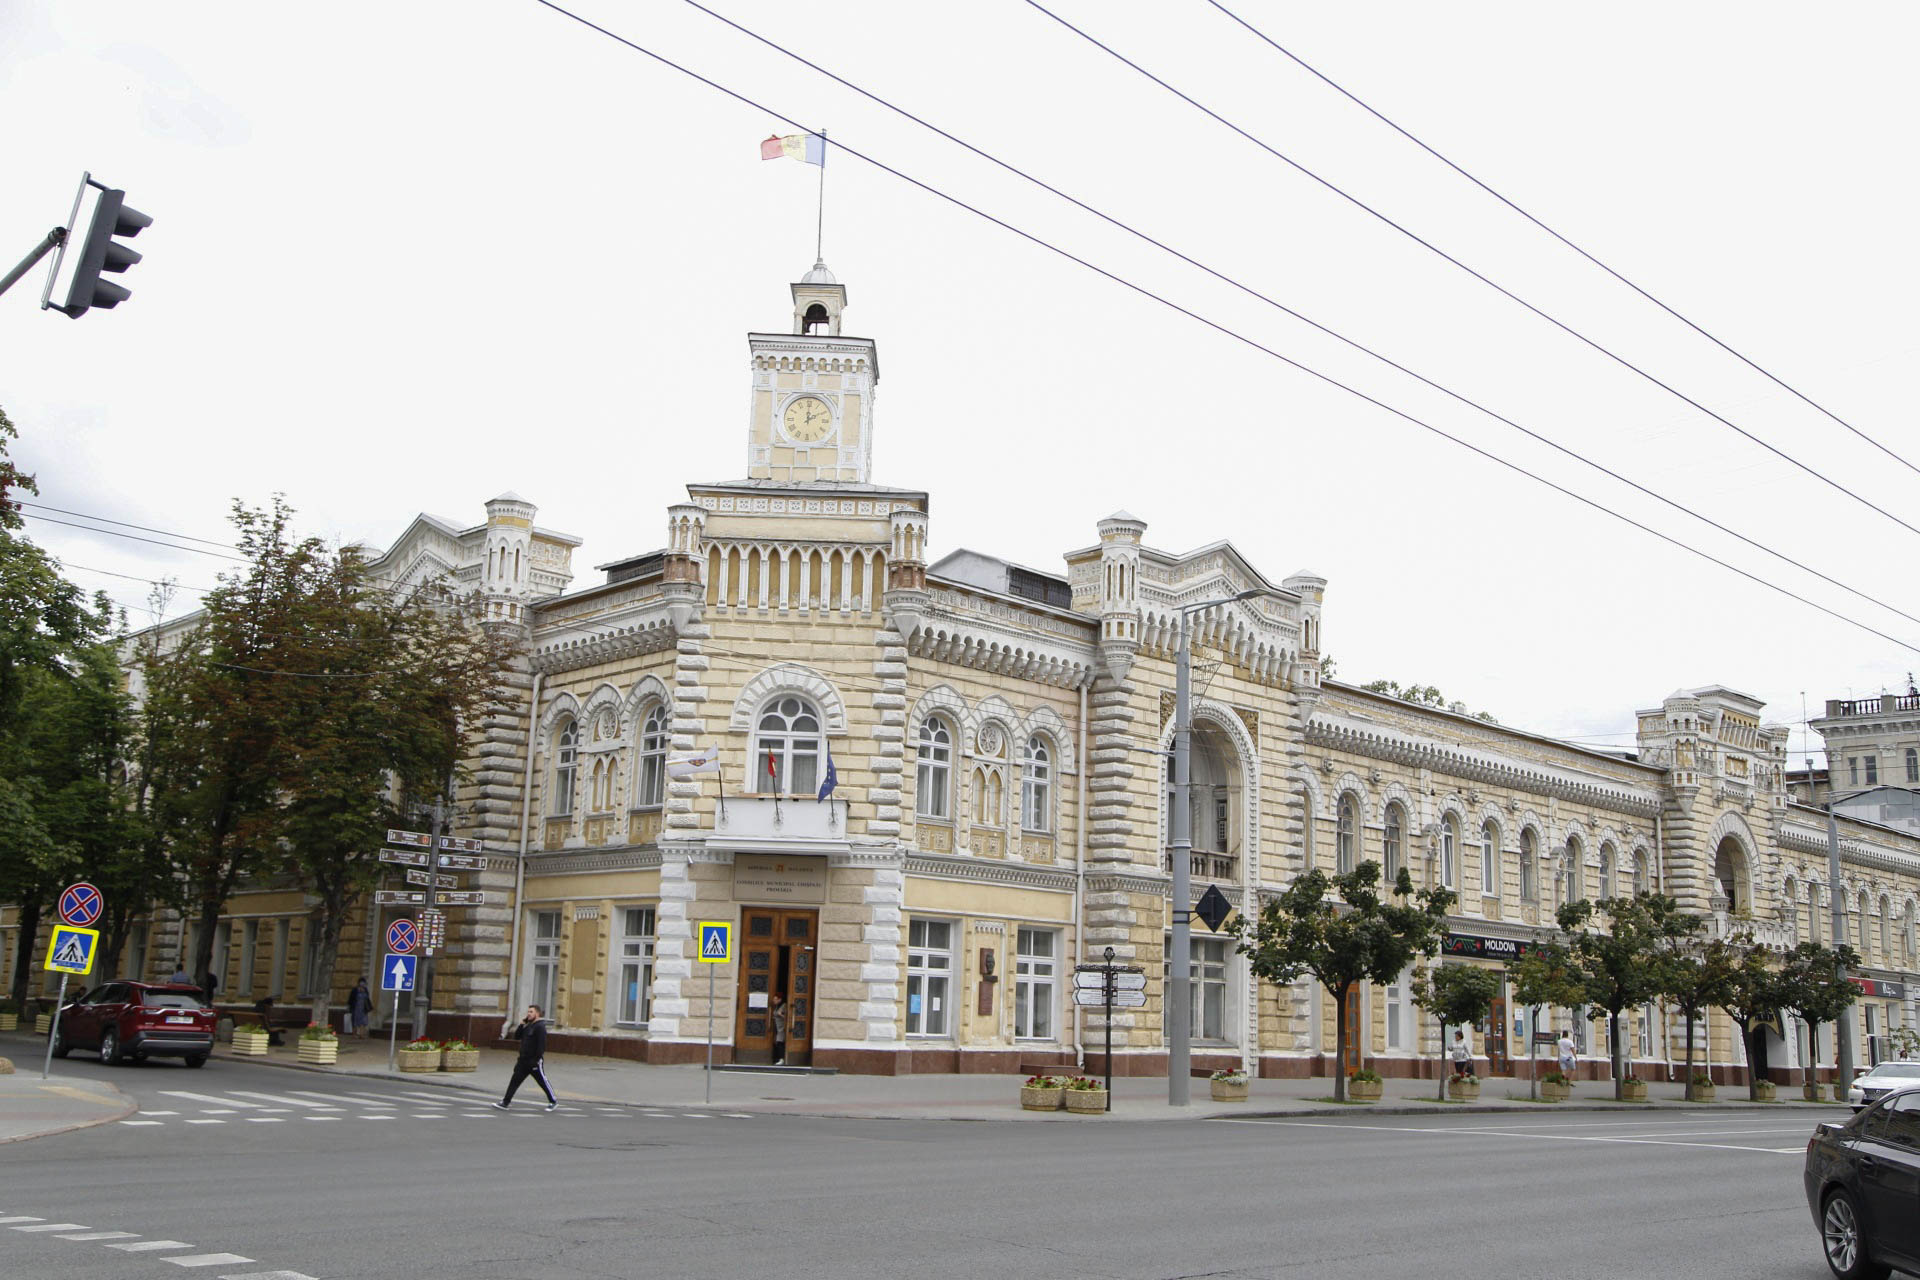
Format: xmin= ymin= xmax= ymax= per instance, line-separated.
xmin=162 ymin=1091 xmax=265 ymax=1109
xmin=218 ymin=1273 xmax=320 ymax=1279
xmin=122 ymin=1120 xmax=164 ymax=1127
xmin=343 ymin=1092 xmax=400 ymax=1105
xmin=245 ymin=1118 xmax=283 ymax=1124
xmin=108 ymin=1240 xmax=196 ymax=1252
xmin=230 ymin=1091 xmax=337 ymax=1109
xmin=162 ymin=1252 xmax=253 ymax=1267
xmin=0 ymin=1218 xmax=45 ymax=1225
xmin=55 ymin=1231 xmax=138 ymax=1241
xmin=13 ymin=1223 xmax=88 ymax=1232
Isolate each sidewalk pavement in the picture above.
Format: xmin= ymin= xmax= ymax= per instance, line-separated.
xmin=0 ymin=1058 xmax=135 ymax=1144
xmin=58 ymin=1030 xmax=1851 ymax=1123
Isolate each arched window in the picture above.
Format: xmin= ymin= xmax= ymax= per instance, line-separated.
xmin=1021 ymin=735 xmax=1052 ymax=832
xmin=1880 ymin=897 xmax=1892 ymax=962
xmin=589 ymin=757 xmax=613 ymax=812
xmin=1907 ymin=747 xmax=1918 ymax=784
xmin=1905 ymin=904 xmax=1917 ymax=965
xmin=1598 ymin=844 xmax=1615 ymax=901
xmin=756 ymin=696 xmax=822 ymax=795
xmin=1632 ymin=851 xmax=1649 ymax=897
xmin=634 ymin=705 xmax=667 ymax=808
xmin=1784 ymin=878 xmax=1799 ymax=943
xmin=1481 ymin=821 xmax=1499 ymax=896
xmin=1520 ymin=829 xmax=1538 ymax=903
xmin=1300 ymin=788 xmax=1316 ymax=869
xmin=1807 ymin=887 xmax=1822 ymax=945
xmin=1383 ymin=803 xmax=1404 ymax=879
xmin=1562 ymin=838 xmax=1581 ymax=905
xmin=1440 ymin=814 xmax=1458 ymax=888
xmin=550 ymin=720 xmax=577 ymax=817
xmin=1336 ymin=794 xmax=1358 ymax=874
xmin=915 ymin=718 xmax=954 ymax=819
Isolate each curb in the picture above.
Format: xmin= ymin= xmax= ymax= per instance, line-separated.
xmin=0 ymin=1081 xmax=138 ymax=1146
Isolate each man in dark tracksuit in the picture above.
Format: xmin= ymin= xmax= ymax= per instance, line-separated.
xmin=494 ymin=1004 xmax=558 ymax=1110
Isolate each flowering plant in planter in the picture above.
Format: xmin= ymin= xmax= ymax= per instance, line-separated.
xmin=1062 ymin=1076 xmax=1104 ymax=1091
xmin=301 ymin=1022 xmax=338 ymax=1041
xmin=440 ymin=1038 xmax=476 ymax=1052
xmin=1348 ymin=1068 xmax=1382 ymax=1084
xmin=1690 ymin=1072 xmax=1714 ymax=1087
xmin=403 ymin=1037 xmax=441 ymax=1052
xmin=1541 ymin=1070 xmax=1569 ymax=1086
xmin=1210 ymin=1069 xmax=1248 ymax=1083
xmin=1023 ymin=1074 xmax=1065 ymax=1089
xmin=1621 ymin=1073 xmax=1642 ymax=1084
xmin=1453 ymin=1073 xmax=1479 ymax=1086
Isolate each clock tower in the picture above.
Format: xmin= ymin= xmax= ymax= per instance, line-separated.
xmin=745 ymin=260 xmax=878 ymax=484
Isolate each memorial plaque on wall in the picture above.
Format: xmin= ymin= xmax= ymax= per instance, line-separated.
xmin=733 ymin=853 xmax=827 ymax=904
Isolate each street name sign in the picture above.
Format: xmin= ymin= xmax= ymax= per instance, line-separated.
xmin=46 ymin=924 xmax=100 ymax=975
xmin=58 ymin=882 xmax=104 ymax=927
xmin=385 ymin=918 xmax=418 ymax=954
xmin=403 ymin=869 xmax=461 ymax=889
xmin=1114 ymin=971 xmax=1147 ymax=991
xmin=379 ymin=848 xmax=430 ymax=868
xmin=1074 ymin=987 xmax=1145 ymax=1008
xmin=434 ymin=853 xmax=486 ymax=871
xmin=435 ymin=891 xmax=486 ymax=906
xmin=386 ymin=829 xmax=483 ymax=854
xmin=375 ymin=890 xmax=427 ymax=906
xmin=698 ymin=922 xmax=733 ymax=963
xmin=381 ymin=953 xmax=417 ymax=991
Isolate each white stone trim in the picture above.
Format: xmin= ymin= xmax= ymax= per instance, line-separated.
xmin=728 ymin=663 xmax=849 ymax=735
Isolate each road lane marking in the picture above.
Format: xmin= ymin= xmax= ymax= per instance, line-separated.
xmin=0 ymin=1218 xmax=44 ymax=1225
xmin=162 ymin=1091 xmax=264 ymax=1110
xmin=303 ymin=1116 xmax=340 ymax=1122
xmin=164 ymin=1254 xmax=254 ymax=1268
xmin=1232 ymin=1118 xmax=1802 ymax=1155
xmin=55 ymin=1231 xmax=138 ymax=1241
xmin=121 ymin=1120 xmax=164 ymax=1126
xmin=245 ymin=1118 xmax=285 ymax=1124
xmin=395 ymin=1091 xmax=455 ymax=1104
xmin=184 ymin=1119 xmax=225 ymax=1125
xmin=199 ymin=1109 xmax=238 ymax=1115
xmin=143 ymin=1110 xmax=179 ymax=1116
xmin=12 ymin=1223 xmax=88 ymax=1232
xmin=109 ymin=1240 xmax=197 ymax=1251
xmin=343 ymin=1093 xmax=401 ymax=1105
xmin=218 ymin=1271 xmax=319 ymax=1279
xmin=229 ymin=1091 xmax=338 ymax=1109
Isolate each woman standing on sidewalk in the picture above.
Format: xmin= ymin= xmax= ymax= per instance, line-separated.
xmin=347 ymin=978 xmax=373 ymax=1038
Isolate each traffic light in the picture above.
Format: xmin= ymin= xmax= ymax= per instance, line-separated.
xmin=52 ymin=185 xmax=151 ymax=319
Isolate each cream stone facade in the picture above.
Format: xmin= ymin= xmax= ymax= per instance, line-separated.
xmin=10 ymin=263 xmax=1917 ymax=1082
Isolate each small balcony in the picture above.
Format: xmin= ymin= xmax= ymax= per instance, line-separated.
xmin=1164 ymin=849 xmax=1239 ymax=881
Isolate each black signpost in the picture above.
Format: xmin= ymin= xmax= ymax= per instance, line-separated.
xmin=1073 ymin=945 xmax=1147 ymax=1111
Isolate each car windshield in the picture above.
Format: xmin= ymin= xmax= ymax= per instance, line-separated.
xmin=141 ymin=991 xmax=208 ymax=1010
xmin=1867 ymin=1063 xmax=1920 ymax=1079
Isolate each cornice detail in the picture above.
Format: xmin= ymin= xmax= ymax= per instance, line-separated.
xmin=904 ymin=851 xmax=1077 ymax=892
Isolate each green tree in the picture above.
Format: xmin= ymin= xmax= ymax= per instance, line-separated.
xmin=1559 ymin=894 xmax=1697 ymax=1099
xmin=1358 ymin=678 xmax=1498 ymax=723
xmin=1508 ymin=934 xmax=1585 ymax=1098
xmin=1413 ymin=961 xmax=1501 ymax=1100
xmin=1663 ymin=932 xmax=1741 ymax=1100
xmin=1775 ymin=942 xmax=1861 ymax=1097
xmin=1716 ymin=938 xmax=1788 ymax=1101
xmin=1235 ymin=861 xmax=1454 ymax=1102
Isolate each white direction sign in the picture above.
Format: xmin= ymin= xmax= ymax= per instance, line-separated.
xmin=386 ymin=829 xmax=484 ymax=854
xmin=1073 ymin=988 xmax=1147 ymax=1008
xmin=1113 ymin=972 xmax=1147 ymax=992
xmin=374 ymin=890 xmax=426 ymax=906
xmin=434 ymin=853 xmax=486 ymax=871
xmin=435 ymin=891 xmax=487 ymax=906
xmin=379 ymin=848 xmax=430 ymax=868
xmin=404 ymin=869 xmax=461 ymax=889
xmin=1073 ymin=972 xmax=1108 ymax=991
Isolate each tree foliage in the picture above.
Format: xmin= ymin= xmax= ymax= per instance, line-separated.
xmin=1358 ymin=678 xmax=1498 ymax=723
xmin=1774 ymin=941 xmax=1861 ymax=1089
xmin=1235 ymin=861 xmax=1454 ymax=1101
xmin=1662 ymin=932 xmax=1742 ymax=1099
xmin=1558 ymin=894 xmax=1699 ymax=1098
xmin=1716 ymin=938 xmax=1790 ymax=1101
xmin=1413 ymin=961 xmax=1501 ymax=1098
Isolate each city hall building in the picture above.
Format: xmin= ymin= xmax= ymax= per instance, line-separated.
xmin=7 ymin=263 xmax=1918 ymax=1081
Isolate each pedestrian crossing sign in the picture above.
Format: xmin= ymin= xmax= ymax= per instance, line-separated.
xmin=45 ymin=924 xmax=99 ymax=976
xmin=698 ymin=922 xmax=732 ymax=964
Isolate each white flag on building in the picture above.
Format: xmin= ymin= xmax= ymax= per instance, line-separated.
xmin=667 ymin=746 xmax=723 ymax=780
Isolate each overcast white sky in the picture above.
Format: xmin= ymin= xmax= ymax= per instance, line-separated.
xmin=4 ymin=1 xmax=1915 ymax=765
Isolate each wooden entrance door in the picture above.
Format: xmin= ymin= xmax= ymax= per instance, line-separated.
xmin=1341 ymin=987 xmax=1363 ymax=1075
xmin=1486 ymin=992 xmax=1510 ymax=1076
xmin=734 ymin=907 xmax=817 ymax=1066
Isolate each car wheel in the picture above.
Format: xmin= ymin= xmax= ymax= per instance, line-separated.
xmin=1822 ymin=1189 xmax=1892 ymax=1280
xmin=49 ymin=1027 xmax=69 ymax=1059
xmin=98 ymin=1027 xmax=122 ymax=1066
xmin=184 ymin=1055 xmax=207 ymax=1069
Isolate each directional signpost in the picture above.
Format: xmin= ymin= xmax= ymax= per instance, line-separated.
xmin=382 ymin=821 xmax=489 ymax=1037
xmin=44 ymin=882 xmax=105 ymax=1079
xmin=1072 ymin=946 xmax=1146 ymax=1110
xmin=698 ymin=922 xmax=733 ymax=1102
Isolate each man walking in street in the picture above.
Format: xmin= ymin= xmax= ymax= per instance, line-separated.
xmin=493 ymin=1003 xmax=558 ymax=1111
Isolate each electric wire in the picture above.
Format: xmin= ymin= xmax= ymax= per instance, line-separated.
xmin=17 ymin=501 xmax=241 ymax=550
xmin=1025 ymin=1 xmax=1920 ymax=542
xmin=1201 ymin=0 xmax=1920 ymax=482
xmin=23 ymin=512 xmax=250 ymax=562
xmin=676 ymin=0 xmax=1920 ymax=632
xmin=531 ymin=0 xmax=1920 ymax=658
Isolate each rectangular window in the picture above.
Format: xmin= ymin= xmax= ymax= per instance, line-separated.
xmin=1386 ymin=976 xmax=1404 ymax=1051
xmin=1850 ymin=757 xmax=1860 ymax=786
xmin=1481 ymin=831 xmax=1498 ymax=896
xmin=126 ymin=923 xmax=148 ymax=982
xmin=271 ymin=920 xmax=290 ymax=1001
xmin=1172 ymin=936 xmax=1228 ymax=1042
xmin=1014 ymin=927 xmax=1057 ymax=1040
xmin=240 ymin=920 xmax=258 ymax=999
xmin=1866 ymin=756 xmax=1879 ymax=785
xmin=906 ymin=919 xmax=953 ymax=1037
xmin=296 ymin=921 xmax=323 ymax=999
xmin=530 ymin=911 xmax=562 ymax=1018
xmin=613 ymin=907 xmax=655 ymax=1028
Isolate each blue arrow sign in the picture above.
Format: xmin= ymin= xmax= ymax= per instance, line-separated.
xmin=381 ymin=953 xmax=417 ymax=992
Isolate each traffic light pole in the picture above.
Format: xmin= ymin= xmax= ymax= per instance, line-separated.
xmin=0 ymin=228 xmax=64 ymax=302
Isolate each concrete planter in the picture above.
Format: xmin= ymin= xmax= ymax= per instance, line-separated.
xmin=1620 ymin=1081 xmax=1648 ymax=1102
xmin=231 ymin=1029 xmax=271 ymax=1056
xmin=1804 ymin=1083 xmax=1828 ymax=1103
xmin=1210 ymin=1078 xmax=1250 ymax=1102
xmin=1690 ymin=1084 xmax=1717 ymax=1103
xmin=297 ymin=1037 xmax=338 ymax=1066
xmin=35 ymin=1014 xmax=53 ymax=1036
xmin=1540 ymin=1081 xmax=1570 ymax=1102
xmin=398 ymin=1049 xmax=440 ymax=1074
xmin=0 ymin=1013 xmax=16 ymax=1032
xmin=1447 ymin=1078 xmax=1481 ymax=1102
xmin=1063 ymin=1089 xmax=1108 ymax=1114
xmin=441 ymin=1048 xmax=479 ymax=1073
xmin=1020 ymin=1085 xmax=1065 ymax=1111
xmin=1753 ymin=1080 xmax=1777 ymax=1102
xmin=1347 ymin=1079 xmax=1383 ymax=1102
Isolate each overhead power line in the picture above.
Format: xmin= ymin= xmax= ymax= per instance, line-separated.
xmin=1201 ymin=0 xmax=1920 ymax=483
xmin=18 ymin=501 xmax=240 ymax=550
xmin=529 ymin=0 xmax=1920 ymax=658
xmin=1024 ymin=1 xmax=1920 ymax=543
xmin=676 ymin=0 xmax=1920 ymax=633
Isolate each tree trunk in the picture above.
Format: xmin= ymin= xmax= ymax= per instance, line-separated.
xmin=1747 ymin=1025 xmax=1764 ymax=1100
xmin=1684 ymin=1010 xmax=1697 ymax=1100
xmin=1437 ymin=1013 xmax=1447 ymax=1102
xmin=306 ymin=899 xmax=348 ymax=1033
xmin=192 ymin=892 xmax=224 ymax=1003
xmin=9 ymin=901 xmax=42 ymax=1009
xmin=1333 ymin=984 xmax=1349 ymax=1103
xmin=1610 ymin=1011 xmax=1623 ymax=1101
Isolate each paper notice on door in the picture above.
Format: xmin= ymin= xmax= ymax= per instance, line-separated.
xmin=748 ymin=992 xmax=769 ymax=1010
xmin=930 ymin=996 xmax=942 ymax=1013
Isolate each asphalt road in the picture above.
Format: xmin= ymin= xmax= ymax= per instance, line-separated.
xmin=2 ymin=1056 xmax=1844 ymax=1280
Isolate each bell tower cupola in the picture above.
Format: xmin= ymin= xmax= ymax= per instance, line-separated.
xmin=746 ymin=261 xmax=879 ymax=485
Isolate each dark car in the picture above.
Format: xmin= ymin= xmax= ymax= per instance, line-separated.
xmin=1805 ymin=1085 xmax=1920 ymax=1279
xmin=49 ymin=981 xmax=215 ymax=1067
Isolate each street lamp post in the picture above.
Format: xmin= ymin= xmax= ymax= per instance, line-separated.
xmin=1169 ymin=589 xmax=1261 ymax=1107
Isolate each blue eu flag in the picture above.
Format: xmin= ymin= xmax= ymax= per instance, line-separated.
xmin=817 ymin=748 xmax=838 ymax=801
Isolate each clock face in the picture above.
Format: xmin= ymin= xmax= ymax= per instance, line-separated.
xmin=782 ymin=396 xmax=833 ymax=443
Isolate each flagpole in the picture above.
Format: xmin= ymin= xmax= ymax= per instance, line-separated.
xmin=815 ymin=128 xmax=827 ymax=262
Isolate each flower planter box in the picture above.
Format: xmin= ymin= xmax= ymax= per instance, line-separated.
xmin=1803 ymin=1083 xmax=1828 ymax=1103
xmin=1690 ymin=1084 xmax=1717 ymax=1103
xmin=397 ymin=1050 xmax=440 ymax=1074
xmin=0 ymin=1013 xmax=16 ymax=1032
xmin=1753 ymin=1080 xmax=1777 ymax=1102
xmin=297 ymin=1037 xmax=338 ymax=1066
xmin=1540 ymin=1082 xmax=1570 ymax=1102
xmin=1347 ymin=1080 xmax=1382 ymax=1102
xmin=231 ymin=1029 xmax=271 ymax=1057
xmin=1063 ymin=1089 xmax=1108 ymax=1114
xmin=1210 ymin=1078 xmax=1250 ymax=1103
xmin=35 ymin=1014 xmax=53 ymax=1036
xmin=441 ymin=1048 xmax=480 ymax=1073
xmin=1020 ymin=1085 xmax=1065 ymax=1111
xmin=1620 ymin=1081 xmax=1648 ymax=1103
xmin=1447 ymin=1079 xmax=1481 ymax=1102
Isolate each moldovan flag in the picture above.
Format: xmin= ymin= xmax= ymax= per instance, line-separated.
xmin=760 ymin=132 xmax=825 ymax=166
xmin=666 ymin=746 xmax=723 ymax=780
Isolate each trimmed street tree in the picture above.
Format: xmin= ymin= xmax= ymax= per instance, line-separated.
xmin=1558 ymin=894 xmax=1697 ymax=1100
xmin=1235 ymin=861 xmax=1454 ymax=1102
xmin=1663 ymin=931 xmax=1741 ymax=1100
xmin=1717 ymin=937 xmax=1788 ymax=1101
xmin=1776 ymin=942 xmax=1861 ymax=1097
xmin=1508 ymin=934 xmax=1585 ymax=1099
xmin=1413 ymin=961 xmax=1501 ymax=1100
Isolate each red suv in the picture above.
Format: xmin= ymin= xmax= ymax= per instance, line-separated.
xmin=50 ymin=981 xmax=215 ymax=1067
